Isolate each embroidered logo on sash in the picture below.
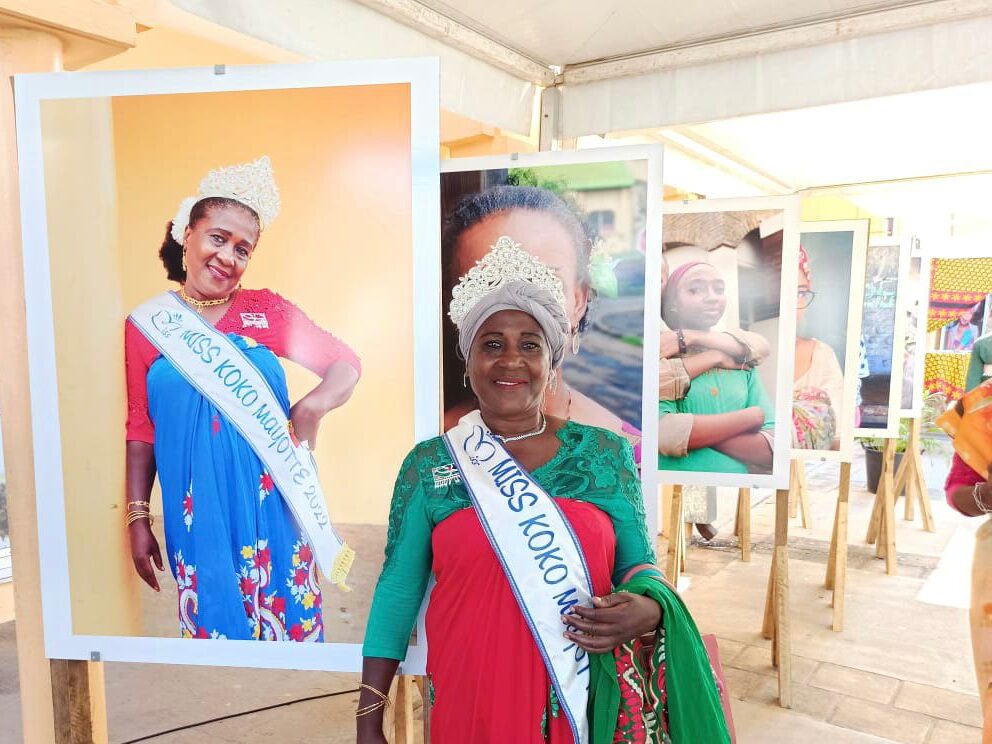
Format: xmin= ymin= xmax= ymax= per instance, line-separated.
xmin=431 ymin=464 xmax=460 ymax=489
xmin=240 ymin=312 xmax=269 ymax=329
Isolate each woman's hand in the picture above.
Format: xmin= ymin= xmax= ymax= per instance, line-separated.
xmin=289 ymin=397 xmax=324 ymax=450
xmin=128 ymin=520 xmax=163 ymax=592
xmin=660 ymin=330 xmax=680 ymax=359
xmin=562 ymin=593 xmax=662 ymax=653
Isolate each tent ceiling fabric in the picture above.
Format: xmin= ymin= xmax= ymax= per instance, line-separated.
xmin=170 ymin=0 xmax=537 ymax=135
xmin=414 ymin=0 xmax=931 ymax=67
xmin=560 ymin=14 xmax=992 ymax=138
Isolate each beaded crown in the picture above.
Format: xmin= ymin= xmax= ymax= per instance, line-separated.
xmin=170 ymin=156 xmax=281 ymax=243
xmin=448 ymin=235 xmax=567 ymax=328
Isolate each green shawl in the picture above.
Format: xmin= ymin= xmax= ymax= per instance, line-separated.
xmin=587 ymin=575 xmax=731 ymax=744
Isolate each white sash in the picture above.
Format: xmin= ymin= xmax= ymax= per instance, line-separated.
xmin=129 ymin=291 xmax=354 ymax=589
xmin=444 ymin=411 xmax=593 ymax=744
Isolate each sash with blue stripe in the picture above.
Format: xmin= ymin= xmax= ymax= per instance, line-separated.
xmin=129 ymin=291 xmax=354 ymax=589
xmin=444 ymin=410 xmax=594 ymax=743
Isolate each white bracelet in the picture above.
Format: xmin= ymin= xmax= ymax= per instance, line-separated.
xmin=973 ymin=482 xmax=992 ymax=514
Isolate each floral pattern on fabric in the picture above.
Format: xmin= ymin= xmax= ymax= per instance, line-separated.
xmin=182 ymin=484 xmax=193 ymax=532
xmin=259 ymin=471 xmax=274 ymax=504
xmin=613 ymin=629 xmax=670 ymax=743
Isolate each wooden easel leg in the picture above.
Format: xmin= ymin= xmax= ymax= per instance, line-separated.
xmin=774 ymin=545 xmax=793 ymax=708
xmin=666 ymin=486 xmax=684 ymax=581
xmin=875 ymin=439 xmax=898 ymax=575
xmin=660 ymin=485 xmax=673 ymax=539
xmin=762 ymin=481 xmax=793 ymax=707
xmin=50 ymin=660 xmax=94 ymax=744
xmin=788 ymin=464 xmax=799 ymax=520
xmin=393 ymin=675 xmax=416 ymax=744
xmin=831 ymin=463 xmax=852 ymax=631
xmin=414 ymin=676 xmax=431 ymax=743
xmin=826 ymin=496 xmax=839 ymax=591
xmin=866 ymin=486 xmax=882 ymax=544
xmin=796 ymin=461 xmax=812 ymax=529
xmin=738 ymin=488 xmax=751 ymax=562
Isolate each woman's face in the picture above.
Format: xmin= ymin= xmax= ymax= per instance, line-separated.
xmin=797 ymin=279 xmax=812 ymax=326
xmin=467 ymin=309 xmax=551 ymax=419
xmin=454 ymin=209 xmax=588 ymax=332
xmin=672 ymin=264 xmax=727 ymax=330
xmin=183 ymin=205 xmax=259 ymax=299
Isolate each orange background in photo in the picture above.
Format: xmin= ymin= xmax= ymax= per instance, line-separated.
xmin=41 ymin=83 xmax=414 ymax=635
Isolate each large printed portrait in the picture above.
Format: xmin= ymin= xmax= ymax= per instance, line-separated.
xmin=791 ymin=221 xmax=869 ymax=460
xmin=439 ymin=147 xmax=663 ymax=529
xmin=660 ymin=197 xmax=799 ymax=489
xmin=854 ymin=241 xmax=909 ymax=437
xmin=16 ymin=61 xmax=440 ymax=671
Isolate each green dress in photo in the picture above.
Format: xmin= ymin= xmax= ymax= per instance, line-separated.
xmin=658 ymin=367 xmax=775 ymax=473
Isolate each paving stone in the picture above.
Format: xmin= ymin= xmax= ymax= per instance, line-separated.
xmin=748 ymin=676 xmax=841 ymax=721
xmin=926 ymin=719 xmax=983 ymax=744
xmin=729 ymin=644 xmax=818 ymax=685
xmin=723 ymin=666 xmax=760 ymax=701
xmin=714 ymin=636 xmax=748 ymax=665
xmin=830 ymin=698 xmax=934 ymax=744
xmin=809 ymin=662 xmax=900 ymax=704
xmin=895 ymin=680 xmax=983 ymax=728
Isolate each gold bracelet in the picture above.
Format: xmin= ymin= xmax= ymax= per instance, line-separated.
xmin=355 ymin=700 xmax=388 ymax=717
xmin=359 ymin=683 xmax=391 ymax=706
xmin=127 ymin=500 xmax=151 ymax=506
xmin=126 ymin=511 xmax=154 ymax=526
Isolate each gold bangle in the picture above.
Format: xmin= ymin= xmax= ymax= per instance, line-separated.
xmin=126 ymin=511 xmax=153 ymax=526
xmin=359 ymin=683 xmax=391 ymax=706
xmin=127 ymin=500 xmax=151 ymax=506
xmin=355 ymin=700 xmax=388 ymax=717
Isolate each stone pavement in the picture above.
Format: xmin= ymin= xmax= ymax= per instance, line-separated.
xmin=0 ymin=453 xmax=985 ymax=742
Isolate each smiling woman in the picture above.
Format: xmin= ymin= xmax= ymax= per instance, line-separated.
xmin=124 ymin=156 xmax=362 ymax=641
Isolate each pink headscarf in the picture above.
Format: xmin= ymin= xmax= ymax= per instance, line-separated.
xmin=661 ymin=260 xmax=708 ymax=326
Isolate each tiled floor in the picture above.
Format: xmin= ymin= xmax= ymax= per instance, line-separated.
xmin=0 ymin=455 xmax=985 ymax=742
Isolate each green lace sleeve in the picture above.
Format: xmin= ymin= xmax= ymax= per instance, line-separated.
xmin=362 ymin=442 xmax=436 ymax=660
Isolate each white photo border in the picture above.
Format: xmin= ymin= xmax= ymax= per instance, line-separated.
xmin=898 ymin=246 xmax=933 ymax=419
xmin=792 ymin=219 xmax=870 ymax=463
xmin=14 ymin=59 xmax=440 ymax=673
xmin=660 ymin=195 xmax=801 ymax=490
xmin=439 ymin=146 xmax=664 ymax=536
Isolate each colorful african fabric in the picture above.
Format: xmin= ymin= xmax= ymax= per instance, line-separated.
xmin=928 ymin=258 xmax=992 ymax=332
xmin=924 ymin=351 xmax=971 ymax=401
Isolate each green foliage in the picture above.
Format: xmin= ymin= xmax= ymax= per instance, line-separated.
xmin=506 ymin=168 xmax=568 ymax=195
xmin=856 ymin=393 xmax=946 ymax=454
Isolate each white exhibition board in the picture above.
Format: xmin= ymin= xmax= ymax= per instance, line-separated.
xmin=15 ymin=60 xmax=440 ymax=673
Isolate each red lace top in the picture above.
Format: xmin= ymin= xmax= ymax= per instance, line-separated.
xmin=124 ymin=288 xmax=361 ymax=444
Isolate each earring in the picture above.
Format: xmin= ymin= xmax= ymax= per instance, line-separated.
xmin=463 ymin=371 xmax=469 ymax=388
xmin=571 ymin=331 xmax=581 ymax=356
xmin=182 ymin=244 xmax=188 ymax=274
xmin=549 ymin=370 xmax=559 ymax=392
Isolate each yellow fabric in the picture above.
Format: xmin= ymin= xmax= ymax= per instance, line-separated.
xmin=924 ymin=351 xmax=970 ymax=400
xmin=928 ymin=258 xmax=992 ymax=332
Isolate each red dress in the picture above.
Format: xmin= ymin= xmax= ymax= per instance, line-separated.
xmin=125 ymin=288 xmax=361 ymax=443
xmin=426 ymin=499 xmax=616 ymax=743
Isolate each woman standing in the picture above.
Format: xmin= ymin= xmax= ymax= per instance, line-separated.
xmin=359 ymin=237 xmax=729 ymax=743
xmin=657 ymin=261 xmax=775 ymax=474
xmin=125 ymin=156 xmax=361 ymax=641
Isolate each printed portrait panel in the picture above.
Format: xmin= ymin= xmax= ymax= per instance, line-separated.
xmin=854 ymin=242 xmax=909 ymax=437
xmin=660 ymin=197 xmax=800 ymax=489
xmin=439 ymin=147 xmax=663 ymax=532
xmin=791 ymin=221 xmax=869 ymax=461
xmin=16 ymin=61 xmax=439 ymax=672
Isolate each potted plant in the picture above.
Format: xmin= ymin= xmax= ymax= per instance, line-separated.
xmin=857 ymin=393 xmax=945 ymax=493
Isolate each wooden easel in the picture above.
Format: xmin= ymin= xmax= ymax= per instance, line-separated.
xmin=665 ymin=485 xmax=688 ymax=580
xmin=865 ymin=439 xmax=899 ymax=575
xmin=761 ymin=473 xmax=793 ymax=708
xmin=825 ymin=462 xmax=853 ymax=631
xmin=733 ymin=488 xmax=752 ymax=562
xmin=893 ymin=418 xmax=935 ymax=532
xmin=392 ymin=675 xmax=430 ymax=743
xmin=788 ymin=459 xmax=812 ymax=528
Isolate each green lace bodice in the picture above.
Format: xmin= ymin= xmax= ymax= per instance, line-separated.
xmin=362 ymin=421 xmax=656 ymax=660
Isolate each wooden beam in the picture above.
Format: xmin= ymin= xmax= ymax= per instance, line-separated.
xmin=830 ymin=463 xmax=852 ymax=632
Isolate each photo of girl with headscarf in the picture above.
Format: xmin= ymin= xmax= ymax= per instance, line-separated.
xmin=657 ymin=260 xmax=775 ymax=474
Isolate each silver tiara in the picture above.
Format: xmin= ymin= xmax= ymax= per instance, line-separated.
xmin=170 ymin=156 xmax=281 ymax=243
xmin=448 ymin=236 xmax=567 ymax=328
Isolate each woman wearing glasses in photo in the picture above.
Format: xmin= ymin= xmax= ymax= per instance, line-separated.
xmin=792 ymin=246 xmax=845 ymax=450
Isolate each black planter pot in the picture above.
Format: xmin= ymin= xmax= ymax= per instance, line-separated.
xmin=863 ymin=447 xmax=905 ymax=493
